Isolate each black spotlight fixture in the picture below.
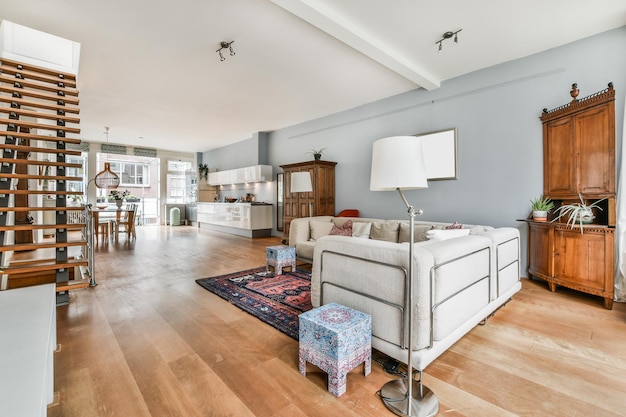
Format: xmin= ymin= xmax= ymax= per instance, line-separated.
xmin=216 ymin=41 xmax=236 ymax=61
xmin=436 ymin=29 xmax=461 ymax=52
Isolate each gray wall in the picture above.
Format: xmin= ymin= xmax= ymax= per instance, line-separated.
xmin=207 ymin=26 xmax=626 ymax=274
xmin=201 ymin=132 xmax=268 ymax=170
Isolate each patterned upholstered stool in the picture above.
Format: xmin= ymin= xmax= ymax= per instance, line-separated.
xmin=266 ymin=245 xmax=296 ymax=275
xmin=299 ymin=302 xmax=371 ymax=396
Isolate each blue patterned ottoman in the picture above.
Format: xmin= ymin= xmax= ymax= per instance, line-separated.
xmin=266 ymin=245 xmax=296 ymax=275
xmin=299 ymin=302 xmax=371 ymax=396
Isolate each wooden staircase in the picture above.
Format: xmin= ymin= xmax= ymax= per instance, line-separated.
xmin=0 ymin=57 xmax=91 ymax=305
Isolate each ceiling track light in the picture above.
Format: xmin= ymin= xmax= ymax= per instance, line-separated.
xmin=436 ymin=29 xmax=462 ymax=52
xmin=216 ymin=41 xmax=236 ymax=61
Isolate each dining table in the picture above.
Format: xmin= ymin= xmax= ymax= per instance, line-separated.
xmin=91 ymin=205 xmax=136 ymax=240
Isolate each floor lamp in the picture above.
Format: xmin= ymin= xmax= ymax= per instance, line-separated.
xmin=370 ymin=136 xmax=439 ymax=417
xmin=291 ymin=171 xmax=313 ymax=217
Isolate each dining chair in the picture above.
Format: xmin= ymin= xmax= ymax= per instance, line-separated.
xmin=114 ymin=204 xmax=137 ymax=240
xmin=93 ymin=210 xmax=114 ymax=241
xmin=97 ymin=219 xmax=111 ymax=241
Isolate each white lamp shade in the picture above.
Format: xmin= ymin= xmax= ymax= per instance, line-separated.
xmin=291 ymin=171 xmax=313 ymax=193
xmin=370 ymin=136 xmax=428 ymax=191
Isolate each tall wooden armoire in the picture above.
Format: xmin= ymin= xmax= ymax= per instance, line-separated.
xmin=527 ymin=83 xmax=616 ymax=309
xmin=280 ymin=160 xmax=336 ymax=240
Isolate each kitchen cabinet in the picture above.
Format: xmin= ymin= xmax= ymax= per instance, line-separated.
xmin=207 ymin=165 xmax=272 ymax=185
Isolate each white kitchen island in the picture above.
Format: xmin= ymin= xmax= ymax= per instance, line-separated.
xmin=196 ymin=202 xmax=273 ymax=238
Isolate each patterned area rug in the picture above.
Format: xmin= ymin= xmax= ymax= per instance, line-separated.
xmin=195 ymin=266 xmax=312 ymax=340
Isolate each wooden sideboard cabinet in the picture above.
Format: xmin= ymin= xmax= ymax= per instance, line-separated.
xmin=527 ymin=83 xmax=616 ymax=309
xmin=280 ymin=160 xmax=336 ymax=239
xmin=528 ymin=221 xmax=614 ymax=309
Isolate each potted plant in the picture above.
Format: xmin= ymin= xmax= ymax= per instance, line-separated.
xmin=108 ymin=189 xmax=130 ymax=208
xmin=552 ymin=193 xmax=605 ymax=233
xmin=308 ymin=148 xmax=326 ymax=161
xmin=530 ymin=195 xmax=555 ymax=222
xmin=198 ymin=163 xmax=209 ymax=180
xmin=68 ymin=194 xmax=84 ymax=207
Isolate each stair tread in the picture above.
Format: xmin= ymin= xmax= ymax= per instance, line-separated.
xmin=0 ymin=117 xmax=80 ymax=134
xmin=1 ymin=130 xmax=81 ymax=144
xmin=0 ymin=85 xmax=79 ymax=105
xmin=0 ymin=95 xmax=79 ymax=114
xmin=0 ymin=173 xmax=82 ymax=181
xmin=1 ymin=258 xmax=88 ymax=275
xmin=0 ymin=74 xmax=79 ymax=96
xmin=0 ymin=223 xmax=86 ymax=231
xmin=0 ymin=240 xmax=87 ymax=252
xmin=0 ymin=64 xmax=77 ymax=87
xmin=0 ymin=143 xmax=82 ymax=156
xmin=0 ymin=206 xmax=85 ymax=212
xmin=0 ymin=57 xmax=77 ymax=81
xmin=56 ymin=279 xmax=90 ymax=292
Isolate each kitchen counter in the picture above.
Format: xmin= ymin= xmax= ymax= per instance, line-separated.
xmin=196 ymin=202 xmax=273 ymax=237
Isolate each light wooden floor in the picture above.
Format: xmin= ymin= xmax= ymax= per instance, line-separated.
xmin=47 ymin=225 xmax=626 ymax=417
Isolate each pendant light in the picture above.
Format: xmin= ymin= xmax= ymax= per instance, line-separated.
xmin=94 ymin=127 xmax=120 ymax=189
xmin=94 ymin=162 xmax=119 ymax=189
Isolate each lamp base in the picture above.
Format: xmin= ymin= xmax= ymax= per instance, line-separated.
xmin=380 ymin=379 xmax=439 ymax=417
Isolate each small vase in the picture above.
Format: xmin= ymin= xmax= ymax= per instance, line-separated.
xmin=313 ymin=153 xmax=321 ymax=161
xmin=116 ymin=200 xmax=123 ymax=209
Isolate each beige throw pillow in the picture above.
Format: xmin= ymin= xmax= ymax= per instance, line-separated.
xmin=310 ymin=221 xmax=334 ymax=241
xmin=370 ymin=221 xmax=400 ymax=242
xmin=398 ymin=223 xmax=433 ymax=243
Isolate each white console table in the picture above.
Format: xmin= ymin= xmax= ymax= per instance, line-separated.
xmin=0 ymin=284 xmax=57 ymax=417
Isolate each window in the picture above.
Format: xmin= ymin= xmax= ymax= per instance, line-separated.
xmin=109 ymin=161 xmax=149 ymax=186
xmin=166 ymin=159 xmax=194 ymax=203
xmin=168 ymin=160 xmax=192 ymax=171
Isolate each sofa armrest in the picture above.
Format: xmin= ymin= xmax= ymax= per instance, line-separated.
xmin=472 ymin=227 xmax=521 ymax=299
xmin=472 ymin=227 xmax=520 ymax=269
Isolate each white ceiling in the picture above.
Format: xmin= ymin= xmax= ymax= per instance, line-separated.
xmin=1 ymin=0 xmax=624 ymax=153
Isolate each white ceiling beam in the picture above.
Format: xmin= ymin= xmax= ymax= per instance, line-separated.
xmin=270 ymin=0 xmax=440 ymax=90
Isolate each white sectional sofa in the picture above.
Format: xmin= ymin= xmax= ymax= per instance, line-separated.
xmin=288 ymin=216 xmax=521 ymax=372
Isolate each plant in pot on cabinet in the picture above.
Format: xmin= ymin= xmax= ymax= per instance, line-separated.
xmin=198 ymin=163 xmax=209 ymax=181
xmin=552 ymin=193 xmax=605 ymax=233
xmin=530 ymin=195 xmax=555 ymax=222
xmin=308 ymin=147 xmax=326 ymax=161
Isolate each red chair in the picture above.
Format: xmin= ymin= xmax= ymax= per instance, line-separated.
xmin=337 ymin=209 xmax=360 ymax=218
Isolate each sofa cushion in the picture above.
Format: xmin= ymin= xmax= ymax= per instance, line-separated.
xmin=370 ymin=221 xmax=400 ymax=242
xmin=352 ymin=222 xmax=372 ymax=239
xmin=310 ymin=221 xmax=334 ymax=241
xmin=330 ymin=219 xmax=353 ymax=236
xmin=426 ymin=228 xmax=471 ymax=241
xmin=296 ymin=241 xmax=316 ymax=260
xmin=398 ymin=223 xmax=433 ymax=243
